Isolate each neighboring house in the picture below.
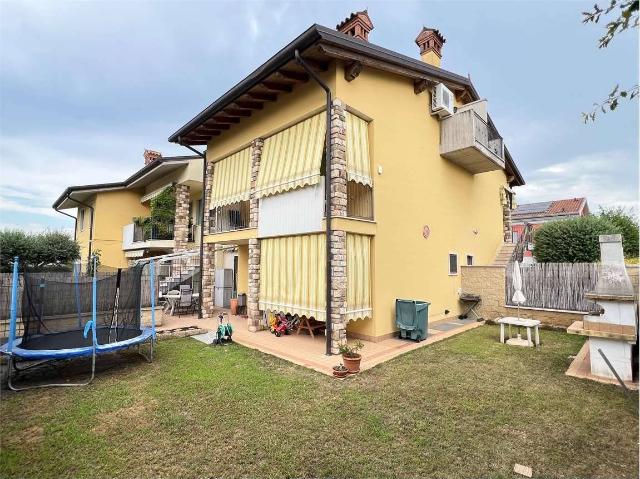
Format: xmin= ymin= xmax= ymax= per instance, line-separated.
xmin=53 ymin=150 xmax=203 ymax=268
xmin=168 ymin=11 xmax=525 ymax=351
xmin=511 ymin=197 xmax=589 ymax=261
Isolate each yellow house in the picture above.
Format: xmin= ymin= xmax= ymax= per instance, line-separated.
xmin=168 ymin=12 xmax=524 ymax=353
xmin=53 ymin=151 xmax=204 ymax=269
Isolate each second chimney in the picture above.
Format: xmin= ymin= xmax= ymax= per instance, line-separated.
xmin=337 ymin=10 xmax=374 ymax=42
xmin=143 ymin=149 xmax=162 ymax=165
xmin=415 ymin=27 xmax=446 ymax=67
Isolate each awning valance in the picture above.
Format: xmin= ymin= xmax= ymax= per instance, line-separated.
xmin=346 ymin=233 xmax=372 ymax=321
xmin=346 ymin=112 xmax=372 ymax=186
xmin=256 ymin=112 xmax=326 ymax=198
xmin=210 ymin=147 xmax=252 ymax=209
xmin=259 ymin=234 xmax=326 ymax=321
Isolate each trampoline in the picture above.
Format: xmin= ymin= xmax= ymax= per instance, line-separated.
xmin=1 ymin=257 xmax=157 ymax=390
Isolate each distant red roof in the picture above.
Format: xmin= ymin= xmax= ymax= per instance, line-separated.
xmin=546 ymin=198 xmax=587 ymax=215
xmin=512 ymin=197 xmax=588 ymax=221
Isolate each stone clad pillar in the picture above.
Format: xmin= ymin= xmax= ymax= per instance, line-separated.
xmin=174 ymin=184 xmax=191 ymax=251
xmin=201 ymin=160 xmax=216 ymax=319
xmin=329 ymin=99 xmax=348 ymax=353
xmin=247 ymin=138 xmax=264 ymax=331
xmin=500 ymin=186 xmax=513 ymax=243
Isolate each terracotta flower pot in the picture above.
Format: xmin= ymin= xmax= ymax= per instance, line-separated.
xmin=333 ymin=368 xmax=349 ymax=378
xmin=229 ymin=298 xmax=238 ymax=315
xmin=342 ymin=354 xmax=362 ymax=373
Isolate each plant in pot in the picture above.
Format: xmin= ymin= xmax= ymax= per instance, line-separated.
xmin=338 ymin=340 xmax=364 ymax=373
xmin=332 ymin=363 xmax=349 ymax=379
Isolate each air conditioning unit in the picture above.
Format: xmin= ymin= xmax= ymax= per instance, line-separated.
xmin=431 ymin=83 xmax=454 ymax=118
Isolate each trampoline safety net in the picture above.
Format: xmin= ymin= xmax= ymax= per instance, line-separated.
xmin=20 ymin=265 xmax=144 ymax=351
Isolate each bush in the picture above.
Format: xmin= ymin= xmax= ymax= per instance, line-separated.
xmin=532 ymin=216 xmax=620 ymax=263
xmin=598 ymin=207 xmax=639 ymax=259
xmin=0 ymin=230 xmax=80 ymax=271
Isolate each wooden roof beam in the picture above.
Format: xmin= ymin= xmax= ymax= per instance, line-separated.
xmin=232 ymin=100 xmax=263 ymax=110
xmin=210 ymin=115 xmax=240 ymax=124
xmin=261 ymin=81 xmax=293 ymax=93
xmin=222 ymin=108 xmax=252 ymax=118
xmin=247 ymin=91 xmax=278 ymax=102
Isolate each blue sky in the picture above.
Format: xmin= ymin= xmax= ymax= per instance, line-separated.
xmin=0 ymin=0 xmax=637 ymax=233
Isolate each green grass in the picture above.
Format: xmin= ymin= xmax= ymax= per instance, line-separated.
xmin=1 ymin=326 xmax=637 ymax=478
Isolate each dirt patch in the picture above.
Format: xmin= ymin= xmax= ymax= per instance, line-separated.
xmin=16 ymin=425 xmax=44 ymax=445
xmin=92 ymin=399 xmax=157 ymax=436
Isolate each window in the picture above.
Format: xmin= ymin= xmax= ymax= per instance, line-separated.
xmin=79 ymin=208 xmax=85 ymax=231
xmin=448 ymin=253 xmax=458 ymax=275
xmin=196 ymin=199 xmax=202 ymax=225
xmin=466 ymin=255 xmax=474 ymax=266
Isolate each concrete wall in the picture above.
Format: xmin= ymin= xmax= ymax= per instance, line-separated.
xmin=461 ymin=264 xmax=639 ymax=328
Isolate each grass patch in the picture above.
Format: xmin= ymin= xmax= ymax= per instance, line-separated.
xmin=1 ymin=326 xmax=637 ymax=478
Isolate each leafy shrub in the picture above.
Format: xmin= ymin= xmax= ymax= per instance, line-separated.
xmin=532 ymin=216 xmax=620 ymax=263
xmin=598 ymin=207 xmax=639 ymax=258
xmin=0 ymin=230 xmax=80 ymax=271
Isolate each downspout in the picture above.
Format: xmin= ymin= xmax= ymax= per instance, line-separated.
xmin=54 ymin=207 xmax=78 ymax=242
xmin=295 ymin=49 xmax=333 ymax=356
xmin=180 ymin=140 xmax=207 ymax=319
xmin=67 ymin=194 xmax=95 ymax=266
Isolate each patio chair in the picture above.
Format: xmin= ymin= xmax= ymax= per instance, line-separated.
xmin=175 ymin=286 xmax=195 ymax=317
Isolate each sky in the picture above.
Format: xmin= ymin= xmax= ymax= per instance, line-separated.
xmin=0 ymin=0 xmax=638 ymax=233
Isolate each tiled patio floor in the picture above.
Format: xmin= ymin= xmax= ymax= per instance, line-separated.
xmin=158 ymin=310 xmax=483 ymax=376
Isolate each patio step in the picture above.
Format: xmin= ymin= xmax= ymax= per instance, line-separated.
xmin=492 ymin=243 xmax=517 ymax=267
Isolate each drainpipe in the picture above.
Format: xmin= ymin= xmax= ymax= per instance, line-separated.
xmin=54 ymin=207 xmax=78 ymax=242
xmin=180 ymin=140 xmax=207 ymax=319
xmin=67 ymin=194 xmax=95 ymax=267
xmin=295 ymin=49 xmax=333 ymax=356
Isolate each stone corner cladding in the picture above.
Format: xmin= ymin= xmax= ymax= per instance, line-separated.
xmin=200 ymin=160 xmax=215 ymax=319
xmin=330 ymin=100 xmax=347 ymax=219
xmin=174 ymin=184 xmax=191 ymax=251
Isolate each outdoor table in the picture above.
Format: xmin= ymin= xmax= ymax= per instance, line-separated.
xmin=160 ymin=292 xmax=200 ymax=316
xmin=497 ymin=317 xmax=541 ymax=347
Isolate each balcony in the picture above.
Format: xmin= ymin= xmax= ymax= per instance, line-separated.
xmin=188 ymin=224 xmax=201 ymax=243
xmin=122 ymin=219 xmax=175 ymax=253
xmin=209 ymin=201 xmax=250 ymax=234
xmin=347 ymin=181 xmax=374 ymax=221
xmin=440 ymin=109 xmax=505 ymax=174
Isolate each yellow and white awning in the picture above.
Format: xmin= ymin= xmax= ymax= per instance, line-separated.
xmin=346 ymin=112 xmax=372 ymax=186
xmin=256 ymin=112 xmax=326 ymax=198
xmin=210 ymin=147 xmax=252 ymax=209
xmin=259 ymin=234 xmax=326 ymax=321
xmin=346 ymin=233 xmax=372 ymax=321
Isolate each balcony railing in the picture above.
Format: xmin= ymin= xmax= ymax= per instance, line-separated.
xmin=440 ymin=109 xmax=505 ymax=174
xmin=347 ymin=181 xmax=374 ymax=220
xmin=209 ymin=201 xmax=250 ymax=234
xmin=133 ymin=220 xmax=174 ymax=242
xmin=188 ymin=224 xmax=201 ymax=243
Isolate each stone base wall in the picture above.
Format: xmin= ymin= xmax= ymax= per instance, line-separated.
xmin=460 ymin=265 xmax=583 ymax=328
xmin=247 ymin=238 xmax=261 ymax=331
xmin=174 ymin=184 xmax=191 ymax=251
xmin=201 ymin=243 xmax=216 ymax=319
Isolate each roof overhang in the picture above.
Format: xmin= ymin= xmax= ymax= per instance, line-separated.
xmin=53 ymin=156 xmax=197 ymax=210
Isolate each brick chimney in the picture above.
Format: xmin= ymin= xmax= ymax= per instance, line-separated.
xmin=415 ymin=27 xmax=446 ymax=67
xmin=143 ymin=149 xmax=162 ymax=165
xmin=336 ymin=10 xmax=374 ymax=41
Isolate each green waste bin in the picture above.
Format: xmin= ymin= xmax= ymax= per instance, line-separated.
xmin=396 ymin=299 xmax=430 ymax=341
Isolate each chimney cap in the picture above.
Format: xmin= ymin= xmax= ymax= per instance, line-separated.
xmin=336 ymin=10 xmax=374 ymax=42
xmin=415 ymin=26 xmax=446 ymax=58
xmin=143 ymin=149 xmax=163 ymax=165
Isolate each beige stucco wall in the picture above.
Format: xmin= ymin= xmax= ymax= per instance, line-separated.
xmin=336 ymin=64 xmax=509 ymax=338
xmin=237 ymin=244 xmax=249 ymax=295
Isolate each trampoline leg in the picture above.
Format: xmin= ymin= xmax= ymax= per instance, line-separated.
xmin=4 ymin=351 xmax=96 ymax=391
xmin=137 ymin=338 xmax=154 ymax=363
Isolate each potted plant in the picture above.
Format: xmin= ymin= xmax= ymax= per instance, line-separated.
xmin=332 ymin=363 xmax=349 ymax=379
xmin=339 ymin=340 xmax=364 ymax=373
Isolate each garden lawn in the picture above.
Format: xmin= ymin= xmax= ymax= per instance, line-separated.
xmin=1 ymin=326 xmax=637 ymax=478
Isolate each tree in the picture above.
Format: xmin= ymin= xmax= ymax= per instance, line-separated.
xmin=598 ymin=206 xmax=639 ymax=258
xmin=582 ymin=0 xmax=639 ymax=122
xmin=532 ymin=216 xmax=620 ymax=263
xmin=0 ymin=230 xmax=80 ymax=271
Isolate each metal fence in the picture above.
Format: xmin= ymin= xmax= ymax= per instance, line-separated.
xmin=505 ymin=262 xmax=599 ymax=312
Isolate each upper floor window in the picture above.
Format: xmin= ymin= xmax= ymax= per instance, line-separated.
xmin=466 ymin=255 xmax=474 ymax=266
xmin=79 ymin=208 xmax=85 ymax=231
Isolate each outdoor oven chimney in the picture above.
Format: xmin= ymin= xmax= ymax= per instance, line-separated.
xmin=415 ymin=27 xmax=446 ymax=67
xmin=143 ymin=149 xmax=162 ymax=165
xmin=336 ymin=10 xmax=374 ymax=42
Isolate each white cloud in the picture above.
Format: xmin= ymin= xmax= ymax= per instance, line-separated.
xmin=0 ymin=222 xmax=73 ymax=235
xmin=515 ymin=150 xmax=639 ymax=212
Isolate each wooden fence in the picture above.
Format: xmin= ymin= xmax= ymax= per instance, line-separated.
xmin=505 ymin=262 xmax=599 ymax=312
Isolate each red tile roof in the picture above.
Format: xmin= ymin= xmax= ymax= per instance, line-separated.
xmin=546 ymin=198 xmax=586 ymax=215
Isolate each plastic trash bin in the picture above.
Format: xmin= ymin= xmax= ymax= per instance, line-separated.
xmin=396 ymin=299 xmax=430 ymax=341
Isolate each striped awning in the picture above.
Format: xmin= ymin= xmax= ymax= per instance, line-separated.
xmin=210 ymin=147 xmax=252 ymax=209
xmin=256 ymin=112 xmax=326 ymax=198
xmin=259 ymin=234 xmax=326 ymax=321
xmin=346 ymin=112 xmax=372 ymax=186
xmin=346 ymin=233 xmax=372 ymax=321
